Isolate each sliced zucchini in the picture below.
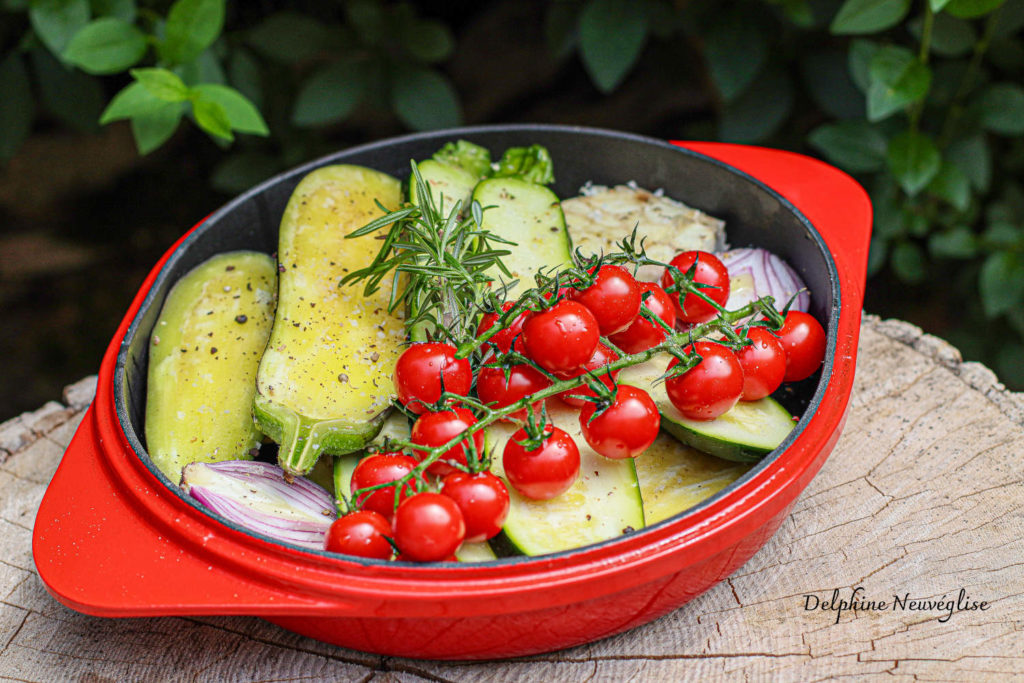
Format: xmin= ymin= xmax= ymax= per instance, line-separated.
xmin=487 ymin=402 xmax=645 ymax=557
xmin=408 ymin=158 xmax=479 ymax=219
xmin=145 ymin=251 xmax=277 ymax=482
xmin=473 ymin=177 xmax=574 ymax=297
xmin=633 ymin=433 xmax=749 ymax=525
xmin=619 ymin=355 xmax=796 ymax=462
xmin=455 ymin=542 xmax=498 ymax=563
xmin=254 ymin=165 xmax=405 ymax=476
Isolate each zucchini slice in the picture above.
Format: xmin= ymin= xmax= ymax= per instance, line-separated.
xmin=145 ymin=251 xmax=277 ymax=482
xmin=473 ymin=177 xmax=574 ymax=297
xmin=619 ymin=355 xmax=796 ymax=462
xmin=633 ymin=433 xmax=749 ymax=525
xmin=487 ymin=402 xmax=645 ymax=557
xmin=254 ymin=165 xmax=405 ymax=476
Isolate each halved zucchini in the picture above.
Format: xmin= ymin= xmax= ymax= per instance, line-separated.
xmin=487 ymin=402 xmax=645 ymax=557
xmin=619 ymin=355 xmax=796 ymax=462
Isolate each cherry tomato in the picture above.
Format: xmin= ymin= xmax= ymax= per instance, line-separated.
xmin=664 ymin=341 xmax=743 ymax=421
xmin=570 ymin=265 xmax=642 ymax=335
xmin=324 ymin=510 xmax=393 ymax=560
xmin=410 ymin=407 xmax=484 ymax=477
xmin=502 ymin=425 xmax=581 ymax=500
xmin=476 ymin=302 xmax=529 ymax=354
xmin=392 ymin=492 xmax=466 ymax=562
xmin=393 ymin=343 xmax=472 ymax=414
xmin=441 ymin=471 xmax=510 ymax=542
xmin=774 ymin=311 xmax=827 ymax=382
xmin=609 ymin=282 xmax=677 ymax=354
xmin=476 ymin=363 xmax=551 ymax=420
xmin=579 ymin=385 xmax=660 ymax=459
xmin=734 ymin=326 xmax=786 ymax=401
xmin=556 ymin=342 xmax=619 ymax=408
xmin=350 ymin=452 xmax=418 ymax=517
xmin=660 ymin=251 xmax=730 ymax=323
xmin=522 ymin=300 xmax=600 ymax=373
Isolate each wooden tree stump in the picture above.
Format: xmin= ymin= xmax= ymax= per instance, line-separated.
xmin=1 ymin=314 xmax=1022 ymax=681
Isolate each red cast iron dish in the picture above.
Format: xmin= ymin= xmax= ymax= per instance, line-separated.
xmin=33 ymin=126 xmax=871 ymax=660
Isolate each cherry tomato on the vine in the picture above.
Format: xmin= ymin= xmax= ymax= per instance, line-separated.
xmin=522 ymin=300 xmax=600 ymax=373
xmin=773 ymin=311 xmax=827 ymax=382
xmin=393 ymin=343 xmax=472 ymax=414
xmin=441 ymin=471 xmax=510 ymax=542
xmin=476 ymin=363 xmax=551 ymax=419
xmin=556 ymin=342 xmax=619 ymax=409
xmin=660 ymin=251 xmax=730 ymax=324
xmin=392 ymin=492 xmax=466 ymax=562
xmin=502 ymin=425 xmax=581 ymax=500
xmin=324 ymin=510 xmax=394 ymax=560
xmin=664 ymin=341 xmax=743 ymax=421
xmin=579 ymin=385 xmax=660 ymax=459
xmin=570 ymin=265 xmax=642 ymax=336
xmin=410 ymin=407 xmax=484 ymax=477
xmin=349 ymin=452 xmax=418 ymax=517
xmin=476 ymin=302 xmax=529 ymax=354
xmin=608 ymin=282 xmax=677 ymax=354
xmin=734 ymin=326 xmax=786 ymax=401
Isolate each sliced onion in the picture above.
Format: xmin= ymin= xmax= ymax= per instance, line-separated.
xmin=718 ymin=248 xmax=810 ymax=314
xmin=181 ymin=460 xmax=335 ymax=550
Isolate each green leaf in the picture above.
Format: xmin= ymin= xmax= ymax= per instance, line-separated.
xmin=848 ymin=39 xmax=879 ymax=93
xmin=291 ymin=61 xmax=365 ymax=127
xmin=493 ymin=145 xmax=556 ymax=184
xmin=978 ymin=83 xmax=1024 ymax=135
xmin=402 ymin=19 xmax=454 ymax=64
xmin=390 ymin=65 xmax=461 ymax=131
xmin=130 ymin=100 xmax=183 ymax=154
xmin=130 ymin=67 xmax=189 ymax=101
xmin=545 ymin=2 xmax=581 ymax=59
xmin=704 ymin=20 xmax=768 ymax=101
xmin=888 ymin=130 xmax=941 ymax=195
xmin=62 ymin=17 xmax=146 ymax=74
xmin=99 ymin=81 xmax=163 ymax=123
xmin=192 ymin=97 xmax=231 ymax=140
xmin=947 ymin=134 xmax=991 ymax=191
xmin=830 ymin=0 xmax=911 ymax=34
xmin=578 ymin=0 xmax=648 ymax=93
xmin=808 ymin=120 xmax=888 ymax=172
xmin=191 ymin=84 xmax=267 ymax=135
xmin=983 ymin=221 xmax=1021 ymax=248
xmin=867 ymin=45 xmax=931 ymax=121
xmin=945 ymin=0 xmax=1006 ymax=18
xmin=929 ymin=0 xmax=953 ymax=10
xmin=928 ymin=227 xmax=977 ymax=258
xmin=176 ymin=48 xmax=226 ymax=87
xmin=890 ymin=241 xmax=928 ymax=283
xmin=29 ymin=0 xmax=90 ymax=56
xmin=926 ymin=161 xmax=971 ymax=210
xmin=159 ymin=0 xmax=224 ymax=66
xmin=227 ymin=49 xmax=262 ymax=108
xmin=30 ymin=48 xmax=104 ymax=131
xmin=909 ymin=12 xmax=976 ymax=57
xmin=344 ymin=0 xmax=385 ymax=45
xmin=777 ymin=0 xmax=816 ymax=26
xmin=719 ymin=66 xmax=794 ymax=142
xmin=0 ymin=53 xmax=34 ymax=162
xmin=866 ymin=236 xmax=888 ymax=276
xmin=245 ymin=12 xmax=337 ymax=63
xmin=433 ymin=140 xmax=492 ymax=178
xmin=90 ymin=0 xmax=134 ymax=21
xmin=979 ymin=251 xmax=1024 ymax=317
xmin=801 ymin=48 xmax=866 ymax=119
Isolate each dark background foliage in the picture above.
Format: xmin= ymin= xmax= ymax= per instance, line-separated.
xmin=1 ymin=0 xmax=1022 ymax=419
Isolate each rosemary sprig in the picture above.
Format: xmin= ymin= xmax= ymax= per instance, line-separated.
xmin=340 ymin=161 xmax=516 ymax=345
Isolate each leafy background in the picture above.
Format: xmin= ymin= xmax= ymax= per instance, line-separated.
xmin=1 ymin=0 xmax=1022 ymax=418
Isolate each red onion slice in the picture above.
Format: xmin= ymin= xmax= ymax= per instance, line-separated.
xmin=718 ymin=248 xmax=810 ymax=314
xmin=181 ymin=460 xmax=335 ymax=550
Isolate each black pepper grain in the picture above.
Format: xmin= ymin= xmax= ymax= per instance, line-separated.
xmin=235 ymin=314 xmax=248 ymax=324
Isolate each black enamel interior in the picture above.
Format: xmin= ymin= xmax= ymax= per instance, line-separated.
xmin=114 ymin=124 xmax=840 ymax=565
